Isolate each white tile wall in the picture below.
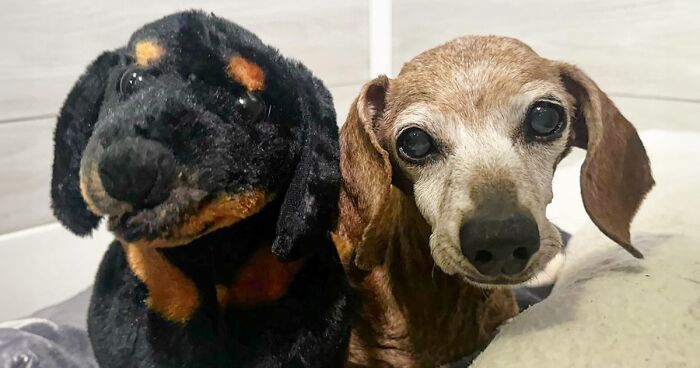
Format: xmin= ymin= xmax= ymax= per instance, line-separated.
xmin=0 ymin=119 xmax=55 ymax=234
xmin=0 ymin=0 xmax=369 ymax=121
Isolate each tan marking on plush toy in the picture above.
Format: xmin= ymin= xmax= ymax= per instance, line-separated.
xmin=79 ymin=176 xmax=102 ymax=215
xmin=135 ymin=40 xmax=164 ymax=66
xmin=124 ymin=244 xmax=199 ymax=323
xmin=217 ymin=246 xmax=305 ymax=308
xmin=226 ymin=56 xmax=265 ymax=91
xmin=79 ymin=160 xmax=132 ymax=216
xmin=126 ymin=191 xmax=274 ymax=248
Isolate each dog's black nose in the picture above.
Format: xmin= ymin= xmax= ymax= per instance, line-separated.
xmin=98 ymin=137 xmax=176 ymax=208
xmin=459 ymin=211 xmax=540 ymax=277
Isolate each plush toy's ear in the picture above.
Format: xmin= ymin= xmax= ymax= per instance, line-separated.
xmin=51 ymin=52 xmax=120 ymax=236
xmin=271 ymin=77 xmax=341 ymax=260
xmin=558 ymin=63 xmax=654 ymax=258
xmin=333 ymin=76 xmax=393 ymax=270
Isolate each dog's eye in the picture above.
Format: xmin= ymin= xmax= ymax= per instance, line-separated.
xmin=119 ymin=68 xmax=155 ymax=96
xmin=397 ymin=127 xmax=436 ymax=161
xmin=234 ymin=91 xmax=266 ymax=122
xmin=525 ymin=101 xmax=564 ymax=136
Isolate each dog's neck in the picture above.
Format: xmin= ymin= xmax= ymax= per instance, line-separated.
xmin=346 ymin=187 xmax=517 ymax=367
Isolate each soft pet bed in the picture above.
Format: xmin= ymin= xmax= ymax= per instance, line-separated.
xmin=0 ymin=318 xmax=96 ymax=368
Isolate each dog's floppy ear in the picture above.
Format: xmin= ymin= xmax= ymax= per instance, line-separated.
xmin=51 ymin=52 xmax=120 ymax=236
xmin=333 ymin=76 xmax=393 ymax=270
xmin=558 ymin=63 xmax=654 ymax=258
xmin=271 ymin=77 xmax=341 ymax=260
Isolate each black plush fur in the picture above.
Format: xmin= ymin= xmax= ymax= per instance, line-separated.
xmin=50 ymin=11 xmax=353 ymax=367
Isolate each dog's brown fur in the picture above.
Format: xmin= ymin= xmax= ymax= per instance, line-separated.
xmin=335 ymin=35 xmax=653 ymax=367
xmin=337 ymin=188 xmax=516 ymax=367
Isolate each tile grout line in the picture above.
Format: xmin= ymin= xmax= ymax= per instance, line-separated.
xmin=1 ymin=88 xmax=695 ymax=127
xmin=0 ymin=222 xmax=62 ymax=243
xmin=0 ymin=81 xmax=370 ymax=126
xmin=608 ymin=93 xmax=700 ymax=104
xmin=0 ymin=114 xmax=56 ymax=125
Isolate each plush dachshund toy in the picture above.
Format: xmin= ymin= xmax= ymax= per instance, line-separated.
xmin=50 ymin=11 xmax=353 ymax=367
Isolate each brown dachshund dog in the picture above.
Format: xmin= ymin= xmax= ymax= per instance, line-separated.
xmin=333 ymin=36 xmax=654 ymax=367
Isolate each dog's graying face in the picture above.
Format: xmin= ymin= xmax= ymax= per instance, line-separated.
xmin=51 ymin=11 xmax=339 ymax=259
xmin=387 ymin=38 xmax=573 ymax=285
xmin=339 ymin=36 xmax=654 ymax=287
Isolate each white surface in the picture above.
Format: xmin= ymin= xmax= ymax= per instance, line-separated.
xmin=0 ymin=223 xmax=111 ymax=321
xmin=547 ymin=149 xmax=588 ymax=234
xmin=474 ymin=130 xmax=700 ymax=367
xmin=0 ymin=119 xmax=55 ymax=233
xmin=369 ymin=0 xmax=392 ymax=77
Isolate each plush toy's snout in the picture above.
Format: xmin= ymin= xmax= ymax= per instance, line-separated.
xmin=97 ymin=137 xmax=176 ymax=209
xmin=77 ymin=95 xmax=192 ymax=219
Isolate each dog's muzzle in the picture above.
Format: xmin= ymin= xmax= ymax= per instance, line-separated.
xmin=98 ymin=137 xmax=176 ymax=209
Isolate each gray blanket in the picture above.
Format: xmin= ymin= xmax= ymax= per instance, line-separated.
xmin=0 ymin=288 xmax=96 ymax=368
xmin=0 ymin=318 xmax=96 ymax=368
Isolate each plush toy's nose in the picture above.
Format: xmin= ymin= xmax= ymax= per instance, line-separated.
xmin=98 ymin=137 xmax=176 ymax=208
xmin=459 ymin=211 xmax=540 ymax=277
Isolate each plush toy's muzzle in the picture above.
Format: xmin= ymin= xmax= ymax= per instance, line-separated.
xmin=76 ymin=76 xmax=281 ymax=247
xmin=97 ymin=137 xmax=176 ymax=209
xmin=79 ymin=88 xmax=201 ymax=212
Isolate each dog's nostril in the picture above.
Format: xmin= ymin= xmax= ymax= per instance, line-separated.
xmin=512 ymin=246 xmax=530 ymax=260
xmin=473 ymin=250 xmax=493 ymax=264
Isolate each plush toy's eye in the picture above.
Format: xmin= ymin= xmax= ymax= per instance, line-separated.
xmin=397 ymin=127 xmax=436 ymax=162
xmin=119 ymin=67 xmax=155 ymax=96
xmin=525 ymin=101 xmax=565 ymax=137
xmin=234 ymin=91 xmax=266 ymax=122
